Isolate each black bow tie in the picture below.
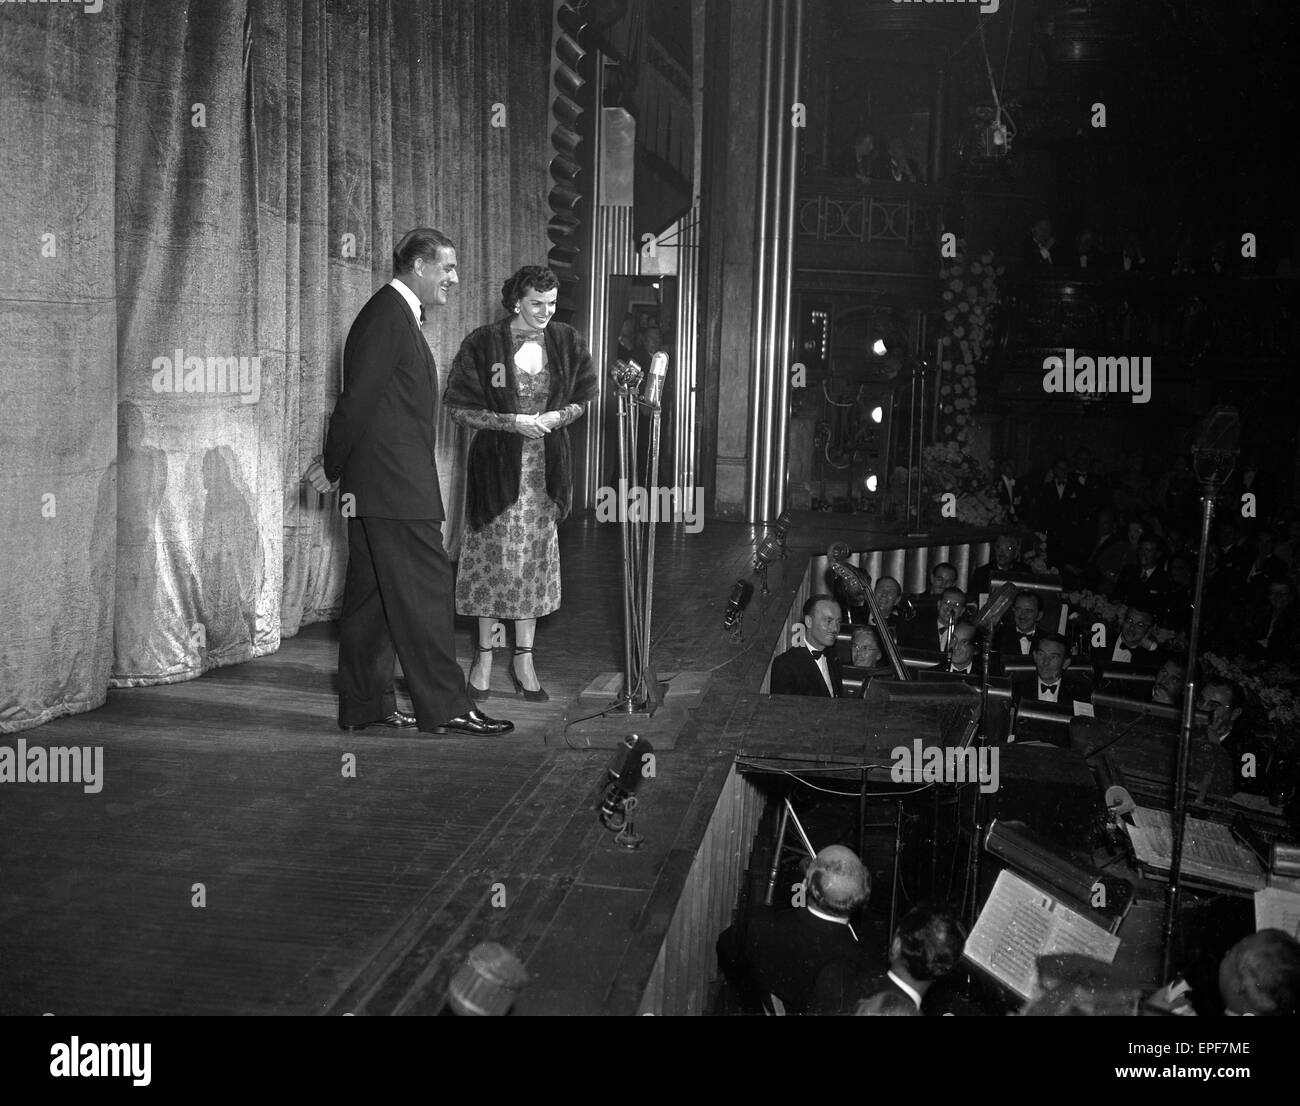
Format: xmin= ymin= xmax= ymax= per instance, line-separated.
xmin=1040 ymin=681 xmax=1060 ymax=694
xmin=809 ymin=648 xmax=826 ymax=661
xmin=1020 ymin=633 xmax=1033 ymax=642
xmin=1116 ymin=643 xmax=1131 ymax=654
xmin=418 ymin=306 xmax=426 ymax=325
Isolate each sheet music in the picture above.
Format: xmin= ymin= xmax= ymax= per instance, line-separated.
xmin=964 ymin=869 xmax=1120 ymax=1002
xmin=1255 ymin=887 xmax=1300 ymax=939
xmin=1126 ymin=806 xmax=1265 ymax=890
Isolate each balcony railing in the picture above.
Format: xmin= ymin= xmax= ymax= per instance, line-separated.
xmin=797 ymin=176 xmax=949 ymax=275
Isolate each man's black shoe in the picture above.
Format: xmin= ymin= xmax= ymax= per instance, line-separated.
xmin=339 ymin=710 xmax=418 ymax=732
xmin=431 ymin=710 xmax=515 ymax=736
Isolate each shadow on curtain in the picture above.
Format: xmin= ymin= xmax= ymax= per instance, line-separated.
xmin=0 ymin=0 xmax=552 ymax=731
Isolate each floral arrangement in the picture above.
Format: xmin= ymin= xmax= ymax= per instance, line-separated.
xmin=1064 ymin=589 xmax=1189 ymax=652
xmin=920 ymin=441 xmax=1008 ymax=527
xmin=1202 ymin=653 xmax=1300 ymax=733
xmin=937 ymin=244 xmax=1004 ymax=445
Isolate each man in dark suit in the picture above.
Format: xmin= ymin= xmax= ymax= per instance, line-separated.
xmin=1201 ymin=680 xmax=1269 ymax=796
xmin=992 ymin=458 xmax=1024 ymax=523
xmin=970 ymin=533 xmax=1026 ymax=602
xmin=770 ymin=594 xmax=844 ymax=697
xmin=1088 ymin=603 xmax=1165 ymax=682
xmin=810 ymin=904 xmax=967 ymax=1015
xmin=900 ymin=587 xmax=966 ymax=655
xmin=1114 ymin=536 xmax=1172 ymax=619
xmin=718 ymin=845 xmax=880 ymax=1014
xmin=1022 ymin=217 xmax=1056 ymax=267
xmin=307 ymin=228 xmax=513 ymax=738
xmin=1036 ymin=456 xmax=1081 ymax=570
xmin=1008 ymin=636 xmax=1092 ymax=748
xmin=937 ymin=620 xmax=1000 ymax=677
xmin=993 ymin=590 xmax=1044 ymax=658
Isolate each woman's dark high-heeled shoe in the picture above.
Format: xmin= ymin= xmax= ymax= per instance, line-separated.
xmin=508 ymin=647 xmax=549 ymax=702
xmin=469 ymin=644 xmax=493 ymax=701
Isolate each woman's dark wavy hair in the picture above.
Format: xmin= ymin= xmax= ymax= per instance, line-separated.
xmin=501 ymin=266 xmax=559 ymax=313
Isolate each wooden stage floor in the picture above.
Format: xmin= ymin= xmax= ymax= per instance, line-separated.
xmin=4 ymin=512 xmax=908 ymax=1016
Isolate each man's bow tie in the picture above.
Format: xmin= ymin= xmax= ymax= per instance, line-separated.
xmin=809 ymin=648 xmax=826 ymax=661
xmin=1040 ymin=681 xmax=1060 ymax=694
xmin=1116 ymin=643 xmax=1131 ymax=654
xmin=419 ymin=306 xmax=426 ymax=325
xmin=1019 ymin=633 xmax=1033 ymax=642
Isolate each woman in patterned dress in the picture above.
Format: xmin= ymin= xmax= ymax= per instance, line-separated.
xmin=444 ymin=266 xmax=598 ymax=701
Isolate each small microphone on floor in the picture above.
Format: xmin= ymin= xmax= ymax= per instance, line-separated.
xmin=445 ymin=942 xmax=529 ymax=1016
xmin=724 ymin=578 xmax=754 ymax=634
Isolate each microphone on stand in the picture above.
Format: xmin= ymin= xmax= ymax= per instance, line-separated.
xmin=723 ymin=578 xmax=754 ymax=634
xmin=611 ymin=358 xmax=644 ymax=394
xmin=641 ymin=351 xmax=668 ymax=408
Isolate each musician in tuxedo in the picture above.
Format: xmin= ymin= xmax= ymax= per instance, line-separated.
xmin=1088 ymin=604 xmax=1166 ymax=681
xmin=1011 ymin=632 xmax=1092 ymax=708
xmin=1114 ymin=536 xmax=1172 ymax=620
xmin=717 ymin=845 xmax=881 ymax=1014
xmin=993 ymin=590 xmax=1043 ymax=658
xmin=863 ymin=575 xmax=903 ymax=642
xmin=310 ymin=228 xmax=513 ymax=738
xmin=900 ymin=587 xmax=966 ymax=654
xmin=810 ymin=904 xmax=967 ymax=1016
xmin=770 ymin=594 xmax=844 ymax=697
xmin=938 ymin=620 xmax=1000 ymax=677
xmin=970 ymin=533 xmax=1026 ymax=601
xmin=1201 ymin=680 xmax=1269 ymax=797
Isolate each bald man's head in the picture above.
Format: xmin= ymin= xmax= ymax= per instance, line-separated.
xmin=805 ymin=845 xmax=871 ymax=918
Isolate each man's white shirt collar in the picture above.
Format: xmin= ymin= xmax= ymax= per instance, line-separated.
xmin=806 ymin=904 xmax=858 ymax=941
xmin=388 ymin=277 xmax=423 ymax=324
xmin=887 ymin=970 xmax=923 ymax=1010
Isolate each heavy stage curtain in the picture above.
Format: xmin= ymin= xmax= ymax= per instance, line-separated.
xmin=0 ymin=0 xmax=552 ymax=731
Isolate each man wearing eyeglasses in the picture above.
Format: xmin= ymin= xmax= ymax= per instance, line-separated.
xmin=1200 ymin=679 xmax=1268 ymax=796
xmin=1090 ymin=603 xmax=1166 ymax=685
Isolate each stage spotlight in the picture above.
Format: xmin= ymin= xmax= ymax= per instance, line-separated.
xmin=723 ymin=578 xmax=754 ymax=637
xmin=871 ymin=338 xmax=888 ymax=357
xmin=599 ymin=733 xmax=652 ymax=847
xmin=870 ymin=405 xmax=883 ymax=423
xmin=446 ymin=942 xmax=530 ymax=1016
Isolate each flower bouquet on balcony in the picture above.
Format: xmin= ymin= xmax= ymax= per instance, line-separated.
xmin=919 ymin=441 xmax=1008 ymax=528
xmin=937 ymin=245 xmax=1005 ymax=445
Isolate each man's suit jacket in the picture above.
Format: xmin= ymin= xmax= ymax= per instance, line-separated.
xmin=899 ymin=618 xmax=958 ymax=654
xmin=740 ymin=907 xmax=883 ymax=1014
xmin=1114 ymin=564 xmax=1172 ymax=617
xmin=809 ymin=963 xmax=917 ymax=1016
xmin=994 ymin=623 xmax=1041 ymax=658
xmin=1219 ymin=721 xmax=1269 ymax=797
xmin=324 ymin=284 xmax=444 ymax=519
xmin=1011 ymin=670 xmax=1093 ymax=706
xmin=1089 ymin=633 xmax=1164 ymax=682
xmin=770 ymin=645 xmax=843 ymax=697
xmin=993 ymin=474 xmax=1023 ymax=519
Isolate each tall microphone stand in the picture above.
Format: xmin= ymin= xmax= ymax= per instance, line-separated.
xmin=964 ymin=583 xmax=1018 ymax=928
xmin=611 ymin=356 xmax=667 ymax=714
xmin=1161 ymin=431 xmax=1236 ymax=980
